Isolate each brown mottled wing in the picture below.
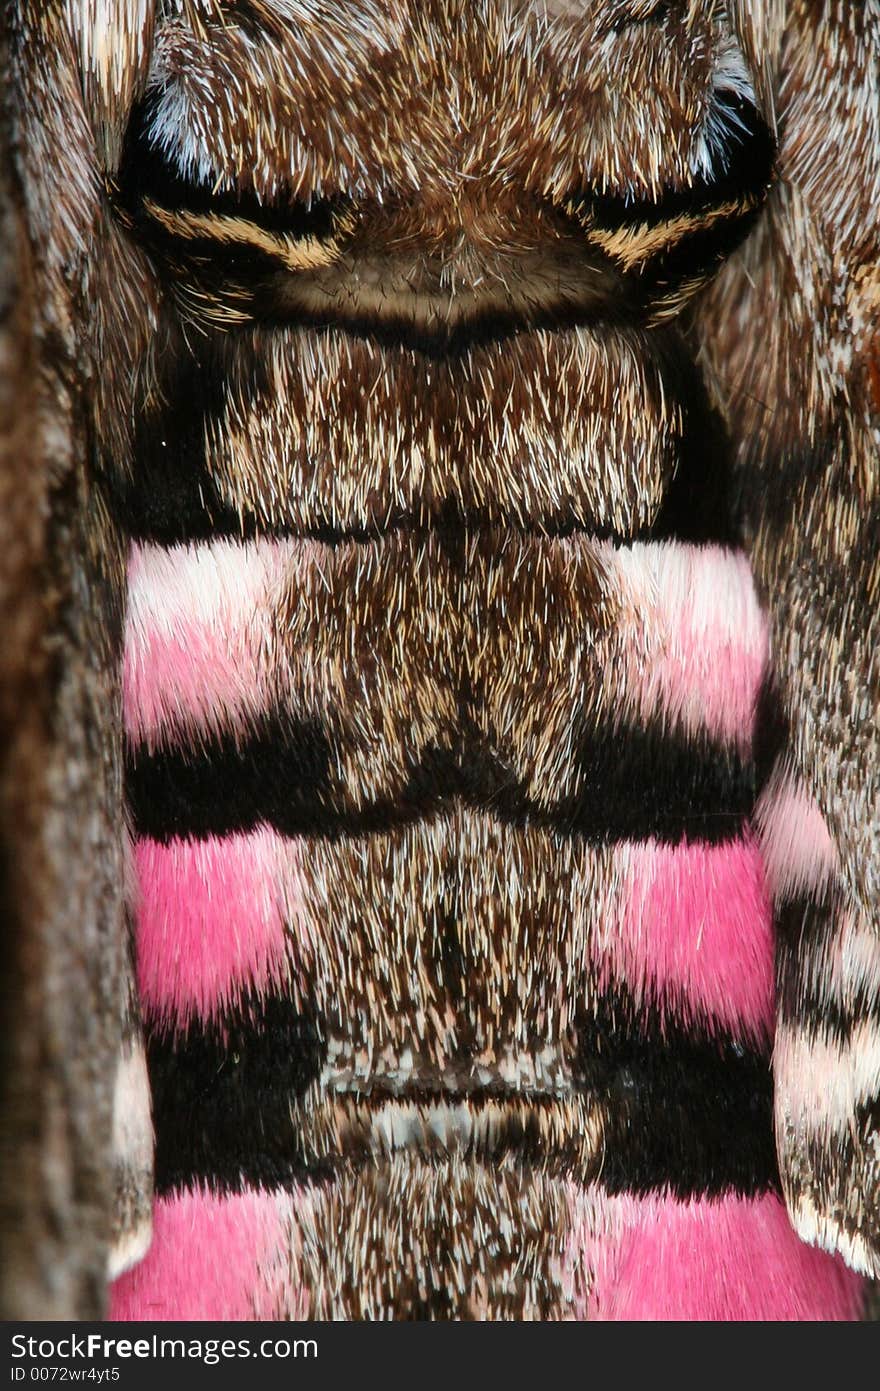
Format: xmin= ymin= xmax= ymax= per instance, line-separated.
xmin=691 ymin=0 xmax=880 ymax=1280
xmin=0 ymin=2 xmax=152 ymax=1316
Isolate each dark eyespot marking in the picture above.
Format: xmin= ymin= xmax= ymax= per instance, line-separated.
xmin=112 ymin=93 xmax=354 ymax=291
xmin=571 ymin=92 xmax=775 ymax=230
xmin=111 ymin=77 xmax=774 ymax=337
xmin=559 ymin=89 xmax=776 ymax=314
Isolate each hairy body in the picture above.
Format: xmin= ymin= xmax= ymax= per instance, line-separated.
xmin=1 ymin=0 xmax=878 ymax=1319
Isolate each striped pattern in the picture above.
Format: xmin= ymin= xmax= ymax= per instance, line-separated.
xmin=118 ymin=521 xmax=804 ymax=1309
xmin=134 ymin=823 xmax=774 ymax=1043
xmin=93 ymin=0 xmax=869 ymax=1317
xmin=125 ymin=536 xmax=767 ymax=751
xmin=109 ymin=1182 xmax=864 ymax=1322
xmin=757 ymin=767 xmax=880 ymax=1277
xmin=690 ymin=0 xmax=880 ymax=1292
xmin=124 ymin=536 xmax=773 ymax=1041
xmin=105 ymin=324 xmax=719 ymax=545
xmin=6 ymin=0 xmax=877 ymax=1324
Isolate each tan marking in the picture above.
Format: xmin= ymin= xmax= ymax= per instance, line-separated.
xmin=142 ymin=199 xmax=350 ymax=271
xmin=578 ymin=197 xmax=754 ymax=271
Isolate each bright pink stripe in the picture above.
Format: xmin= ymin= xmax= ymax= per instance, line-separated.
xmin=594 ymin=835 xmax=774 ymax=1042
xmin=616 ymin=543 xmax=768 ymax=744
xmin=756 ymin=769 xmax=838 ymax=900
xmin=124 ymin=540 xmax=283 ymax=746
xmin=108 ymin=1188 xmax=307 ymax=1320
xmin=111 ymin=1188 xmax=864 ymax=1321
xmin=566 ymin=1189 xmax=864 ymax=1321
xmin=135 ymin=831 xmax=305 ymax=1027
xmin=124 ymin=621 xmax=265 ymax=745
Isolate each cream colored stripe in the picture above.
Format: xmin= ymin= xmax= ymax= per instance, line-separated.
xmin=107 ymin=1041 xmax=154 ymax=1279
xmin=142 ymin=199 xmax=347 ymax=271
xmin=580 ymin=197 xmax=753 ymax=271
xmin=776 ymin=1020 xmax=880 ymax=1130
xmin=754 ymin=765 xmax=838 ymax=901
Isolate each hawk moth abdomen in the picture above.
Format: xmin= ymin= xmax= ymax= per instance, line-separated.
xmin=3 ymin=0 xmax=877 ymax=1320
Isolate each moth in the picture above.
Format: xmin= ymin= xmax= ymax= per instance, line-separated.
xmin=0 ymin=0 xmax=878 ymax=1320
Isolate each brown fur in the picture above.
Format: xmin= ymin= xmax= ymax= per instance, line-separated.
xmin=2 ymin=0 xmax=878 ymax=1315
xmin=690 ymin=0 xmax=880 ymax=1275
xmin=0 ymin=7 xmax=132 ymax=1317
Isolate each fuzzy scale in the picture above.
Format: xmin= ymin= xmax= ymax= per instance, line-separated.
xmin=109 ymin=1182 xmax=863 ymax=1322
xmin=695 ymin=0 xmax=880 ymax=1279
xmin=2 ymin=0 xmax=878 ymax=1320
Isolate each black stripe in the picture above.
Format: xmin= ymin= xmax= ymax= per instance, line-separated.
xmin=776 ymin=882 xmax=841 ymax=952
xmin=149 ymin=993 xmax=326 ymax=1195
xmin=568 ymin=92 xmax=775 ymax=233
xmin=637 ymin=202 xmax=765 ymax=306
xmin=429 ymin=729 xmax=755 ymax=843
xmin=752 ymin=678 xmax=789 ymax=795
xmin=116 ymin=94 xmax=347 ymax=244
xmin=574 ymin=991 xmax=779 ymax=1198
xmin=127 ymin=720 xmax=755 ymax=845
xmin=103 ymin=317 xmax=735 ymax=549
xmin=105 ymin=466 xmax=734 ymax=551
xmin=126 ymin=713 xmax=332 ymax=842
xmin=109 ymin=484 xmax=734 ymax=552
xmin=148 ymin=989 xmax=776 ymax=1198
xmin=563 ymin=93 xmax=774 ymax=308
xmin=97 ymin=332 xmax=245 ymax=545
xmin=775 ymin=887 xmax=880 ymax=1038
xmin=648 ymin=341 xmax=737 ymax=546
xmin=235 ymin=299 xmax=620 ymax=360
xmin=573 ymin=724 xmax=755 ymax=841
